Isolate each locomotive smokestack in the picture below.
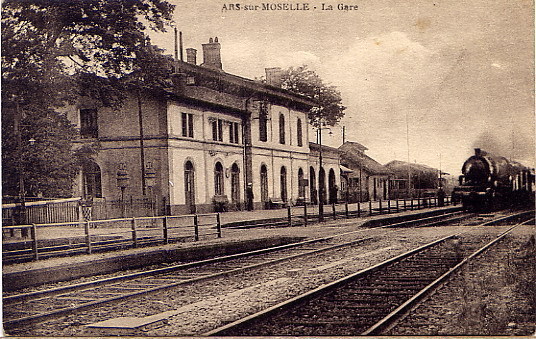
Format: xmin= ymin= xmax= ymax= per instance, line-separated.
xmin=475 ymin=148 xmax=481 ymax=156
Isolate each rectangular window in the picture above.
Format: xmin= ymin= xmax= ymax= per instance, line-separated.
xmin=297 ymin=118 xmax=303 ymax=147
xmin=212 ymin=119 xmax=218 ymax=141
xmin=188 ymin=113 xmax=194 ymax=138
xmin=181 ymin=113 xmax=187 ymax=137
xmin=181 ymin=113 xmax=194 ymax=138
xmin=212 ymin=118 xmax=223 ymax=141
xmin=235 ymin=123 xmax=239 ymax=143
xmin=279 ymin=114 xmax=286 ymax=144
xmin=229 ymin=122 xmax=240 ymax=143
xmin=80 ymin=108 xmax=98 ymax=138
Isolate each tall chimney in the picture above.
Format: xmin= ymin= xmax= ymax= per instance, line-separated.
xmin=265 ymin=67 xmax=283 ymax=87
xmin=201 ymin=37 xmax=222 ymax=70
xmin=186 ymin=48 xmax=197 ymax=64
xmin=179 ymin=31 xmax=184 ymax=61
xmin=174 ymin=28 xmax=178 ymax=60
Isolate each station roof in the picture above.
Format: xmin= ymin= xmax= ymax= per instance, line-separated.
xmin=339 ymin=142 xmax=392 ymax=176
xmin=169 ymin=60 xmax=317 ymax=112
xmin=385 ymin=160 xmax=449 ymax=176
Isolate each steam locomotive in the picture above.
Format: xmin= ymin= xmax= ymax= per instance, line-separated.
xmin=452 ymin=148 xmax=535 ymax=211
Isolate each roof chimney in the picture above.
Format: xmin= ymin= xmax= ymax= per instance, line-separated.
xmin=265 ymin=67 xmax=283 ymax=87
xmin=475 ymin=148 xmax=481 ymax=156
xmin=186 ymin=48 xmax=197 ymax=65
xmin=201 ymin=37 xmax=222 ymax=70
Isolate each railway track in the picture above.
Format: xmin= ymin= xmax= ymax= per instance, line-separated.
xmin=204 ymin=211 xmax=533 ymax=336
xmin=3 ymin=210 xmax=466 ymax=330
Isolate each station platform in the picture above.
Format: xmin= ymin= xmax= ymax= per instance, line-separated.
xmin=2 ymin=200 xmax=438 ymax=242
xmin=3 ymin=205 xmax=459 ymax=291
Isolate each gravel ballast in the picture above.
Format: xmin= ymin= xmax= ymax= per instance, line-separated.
xmin=6 ymin=224 xmax=481 ymax=336
xmin=387 ymin=225 xmax=536 ymax=336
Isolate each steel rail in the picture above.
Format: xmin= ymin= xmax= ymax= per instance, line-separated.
xmin=362 ymin=217 xmax=533 ymax=335
xmin=4 ymin=236 xmax=375 ymax=329
xmin=202 ymin=232 xmax=459 ymax=336
xmin=203 ymin=210 xmax=531 ymax=336
xmin=2 ymin=210 xmax=468 ymax=329
xmin=4 ymin=210 xmax=462 ymax=302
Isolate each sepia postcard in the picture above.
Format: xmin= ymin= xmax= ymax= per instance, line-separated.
xmin=2 ymin=0 xmax=535 ymax=337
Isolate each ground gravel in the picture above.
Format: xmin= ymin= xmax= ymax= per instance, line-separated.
xmin=7 ymin=223 xmax=480 ymax=337
xmin=388 ymin=225 xmax=536 ymax=336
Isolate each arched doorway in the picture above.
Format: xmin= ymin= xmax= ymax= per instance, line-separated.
xmin=82 ymin=161 xmax=102 ymax=198
xmin=328 ymin=168 xmax=337 ymax=204
xmin=280 ymin=166 xmax=288 ymax=202
xmin=260 ymin=165 xmax=269 ymax=209
xmin=184 ymin=161 xmax=196 ymax=213
xmin=298 ymin=168 xmax=305 ymax=200
xmin=231 ymin=163 xmax=240 ymax=210
xmin=310 ymin=167 xmax=317 ymax=205
xmin=319 ymin=167 xmax=326 ymax=204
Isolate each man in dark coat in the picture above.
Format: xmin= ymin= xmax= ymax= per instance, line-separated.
xmin=246 ymin=183 xmax=254 ymax=211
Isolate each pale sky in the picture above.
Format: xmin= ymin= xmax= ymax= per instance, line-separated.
xmin=149 ymin=0 xmax=534 ymax=175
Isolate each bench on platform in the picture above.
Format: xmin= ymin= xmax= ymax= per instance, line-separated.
xmin=294 ymin=197 xmax=311 ymax=206
xmin=269 ymin=198 xmax=287 ymax=209
xmin=213 ymin=195 xmax=229 ymax=212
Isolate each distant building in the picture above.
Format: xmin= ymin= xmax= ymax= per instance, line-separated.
xmin=385 ymin=160 xmax=447 ymax=198
xmin=339 ymin=142 xmax=392 ymax=202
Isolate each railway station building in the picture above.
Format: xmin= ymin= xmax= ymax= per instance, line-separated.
xmin=64 ymin=38 xmax=342 ymax=216
xmin=338 ymin=141 xmax=392 ymax=202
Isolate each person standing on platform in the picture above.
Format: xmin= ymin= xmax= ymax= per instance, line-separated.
xmin=438 ymin=187 xmax=446 ymax=207
xmin=246 ymin=183 xmax=254 ymax=211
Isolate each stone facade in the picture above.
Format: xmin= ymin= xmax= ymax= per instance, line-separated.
xmin=65 ymin=38 xmax=344 ymax=215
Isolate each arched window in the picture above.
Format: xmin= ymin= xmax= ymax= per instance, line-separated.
xmin=214 ymin=162 xmax=224 ymax=195
xmin=280 ymin=166 xmax=288 ymax=202
xmin=279 ymin=113 xmax=285 ymax=144
xmin=83 ymin=161 xmax=102 ymax=198
xmin=297 ymin=118 xmax=303 ymax=147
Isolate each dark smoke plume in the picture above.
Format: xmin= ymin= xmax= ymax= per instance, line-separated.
xmin=472 ymin=130 xmax=535 ymax=165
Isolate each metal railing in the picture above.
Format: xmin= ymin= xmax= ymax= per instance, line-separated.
xmin=2 ymin=197 xmax=157 ymax=226
xmin=3 ymin=196 xmax=453 ymax=263
xmin=278 ymin=195 xmax=453 ymax=227
xmin=2 ymin=213 xmax=222 ymax=263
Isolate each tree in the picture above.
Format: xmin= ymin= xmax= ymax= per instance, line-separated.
xmin=2 ymin=0 xmax=175 ymax=198
xmin=280 ymin=65 xmax=346 ymax=126
xmin=2 ymin=106 xmax=80 ymax=198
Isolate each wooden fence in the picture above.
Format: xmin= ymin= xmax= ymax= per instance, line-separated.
xmin=2 ymin=197 xmax=156 ymax=226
